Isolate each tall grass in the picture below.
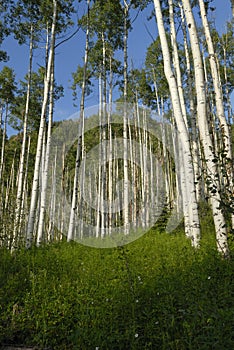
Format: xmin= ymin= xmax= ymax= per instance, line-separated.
xmin=0 ymin=228 xmax=233 ymax=349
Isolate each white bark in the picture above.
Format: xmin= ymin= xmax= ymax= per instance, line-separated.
xmin=182 ymin=0 xmax=229 ymax=257
xmin=199 ymin=0 xmax=234 ymax=229
xmin=20 ymin=135 xmax=31 ymax=235
xmin=180 ymin=3 xmax=201 ymax=202
xmin=153 ymin=0 xmax=200 ymax=247
xmin=26 ymin=0 xmax=57 ymax=248
xmin=169 ymin=0 xmax=188 ymax=129
xmin=37 ymin=58 xmax=55 ymax=246
xmin=0 ymin=104 xmax=8 ymax=186
xmin=13 ymin=25 xmax=34 ymax=249
xmin=123 ymin=2 xmax=129 ymax=234
xmin=67 ymin=0 xmax=90 ymax=241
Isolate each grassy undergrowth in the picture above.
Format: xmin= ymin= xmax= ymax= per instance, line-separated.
xmin=0 ymin=229 xmax=234 ymax=349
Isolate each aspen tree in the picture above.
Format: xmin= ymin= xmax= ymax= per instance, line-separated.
xmin=179 ymin=3 xmax=201 ymax=201
xmin=153 ymin=0 xmax=200 ymax=247
xmin=67 ymin=0 xmax=90 ymax=241
xmin=182 ymin=0 xmax=230 ymax=257
xmin=0 ymin=67 xmax=16 ymax=187
xmin=12 ymin=25 xmax=34 ymax=249
xmin=198 ymin=0 xmax=234 ymax=229
xmin=37 ymin=58 xmax=55 ymax=246
xmin=26 ymin=0 xmax=57 ymax=248
xmin=123 ymin=0 xmax=130 ymax=234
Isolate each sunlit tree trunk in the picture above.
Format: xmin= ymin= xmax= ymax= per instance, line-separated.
xmin=123 ymin=1 xmax=129 ymax=234
xmin=5 ymin=149 xmax=16 ymax=214
xmin=20 ymin=135 xmax=31 ymax=237
xmin=108 ymin=103 xmax=113 ymax=235
xmin=199 ymin=0 xmax=234 ymax=229
xmin=153 ymin=0 xmax=200 ymax=247
xmin=95 ymin=74 xmax=102 ymax=238
xmin=67 ymin=0 xmax=90 ymax=241
xmin=101 ymin=32 xmax=107 ymax=238
xmin=179 ymin=3 xmax=201 ymax=202
xmin=182 ymin=0 xmax=229 ymax=257
xmin=12 ymin=25 xmax=34 ymax=249
xmin=169 ymin=0 xmax=187 ymax=129
xmin=37 ymin=58 xmax=55 ymax=246
xmin=26 ymin=0 xmax=57 ymax=248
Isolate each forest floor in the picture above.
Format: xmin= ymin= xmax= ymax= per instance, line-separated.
xmin=0 ymin=224 xmax=234 ymax=350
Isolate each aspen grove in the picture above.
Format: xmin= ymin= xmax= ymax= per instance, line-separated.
xmin=0 ymin=0 xmax=233 ymax=255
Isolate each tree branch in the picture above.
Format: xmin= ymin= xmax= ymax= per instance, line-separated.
xmin=55 ymin=26 xmax=81 ymax=49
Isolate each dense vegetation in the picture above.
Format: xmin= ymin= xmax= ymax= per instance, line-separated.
xmin=1 ymin=223 xmax=234 ymax=349
xmin=0 ymin=1 xmax=234 ymax=348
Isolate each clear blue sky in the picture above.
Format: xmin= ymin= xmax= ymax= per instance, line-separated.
xmin=0 ymin=0 xmax=233 ymax=135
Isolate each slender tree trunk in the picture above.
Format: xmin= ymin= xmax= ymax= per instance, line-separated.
xmin=108 ymin=67 xmax=113 ymax=234
xmin=180 ymin=3 xmax=201 ymax=202
xmin=37 ymin=57 xmax=55 ymax=246
xmin=20 ymin=135 xmax=31 ymax=237
xmin=12 ymin=25 xmax=34 ymax=249
xmin=182 ymin=0 xmax=229 ymax=257
xmin=96 ymin=73 xmax=102 ymax=238
xmin=169 ymin=0 xmax=188 ymax=129
xmin=101 ymin=31 xmax=107 ymax=238
xmin=152 ymin=69 xmax=161 ymax=115
xmin=153 ymin=0 xmax=200 ymax=247
xmin=0 ymin=103 xmax=8 ymax=186
xmin=199 ymin=0 xmax=234 ymax=229
xmin=123 ymin=1 xmax=129 ymax=234
xmin=67 ymin=0 xmax=90 ymax=241
xmin=26 ymin=0 xmax=57 ymax=248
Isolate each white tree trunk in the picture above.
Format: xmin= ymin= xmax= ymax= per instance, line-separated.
xmin=182 ymin=0 xmax=229 ymax=257
xmin=67 ymin=0 xmax=90 ymax=241
xmin=12 ymin=25 xmax=34 ymax=249
xmin=199 ymin=0 xmax=234 ymax=229
xmin=123 ymin=2 xmax=129 ymax=234
xmin=26 ymin=0 xmax=57 ymax=248
xmin=169 ymin=0 xmax=188 ymax=129
xmin=0 ymin=104 xmax=8 ymax=186
xmin=153 ymin=0 xmax=200 ymax=247
xmin=37 ymin=58 xmax=55 ymax=246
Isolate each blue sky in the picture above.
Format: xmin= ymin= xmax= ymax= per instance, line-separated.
xmin=0 ymin=0 xmax=233 ymax=135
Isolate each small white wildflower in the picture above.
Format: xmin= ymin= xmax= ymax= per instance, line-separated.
xmin=157 ymin=292 xmax=160 ymax=295
xmin=208 ymin=276 xmax=211 ymax=280
xmin=106 ymin=298 xmax=109 ymax=302
xmin=138 ymin=276 xmax=141 ymax=281
xmin=135 ymin=333 xmax=139 ymax=338
xmin=95 ymin=347 xmax=99 ymax=350
xmin=155 ymin=321 xmax=159 ymax=325
xmin=135 ymin=299 xmax=139 ymax=303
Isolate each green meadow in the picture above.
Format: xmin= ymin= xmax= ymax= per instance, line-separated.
xmin=1 ymin=226 xmax=233 ymax=350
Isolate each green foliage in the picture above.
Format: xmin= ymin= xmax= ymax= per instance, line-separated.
xmin=7 ymin=0 xmax=75 ymax=45
xmin=0 ymin=66 xmax=17 ymax=104
xmin=88 ymin=0 xmax=124 ymax=49
xmin=0 ymin=229 xmax=233 ymax=349
xmin=0 ymin=0 xmax=12 ymax=62
xmin=145 ymin=38 xmax=170 ymax=104
xmin=10 ymin=67 xmax=64 ymax=131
